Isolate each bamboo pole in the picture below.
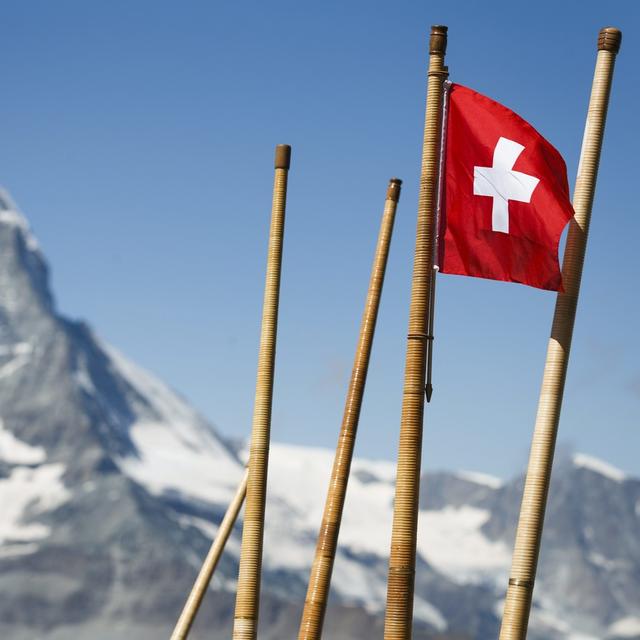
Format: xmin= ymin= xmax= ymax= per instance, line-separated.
xmin=232 ymin=144 xmax=291 ymax=640
xmin=498 ymin=27 xmax=621 ymax=640
xmin=384 ymin=26 xmax=448 ymax=640
xmin=298 ymin=178 xmax=402 ymax=640
xmin=170 ymin=468 xmax=248 ymax=640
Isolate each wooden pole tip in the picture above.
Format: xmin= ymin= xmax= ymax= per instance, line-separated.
xmin=387 ymin=178 xmax=402 ymax=202
xmin=274 ymin=144 xmax=292 ymax=169
xmin=598 ymin=27 xmax=622 ymax=54
xmin=429 ymin=25 xmax=448 ymax=55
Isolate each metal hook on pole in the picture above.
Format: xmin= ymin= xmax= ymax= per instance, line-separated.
xmin=424 ymin=265 xmax=438 ymax=403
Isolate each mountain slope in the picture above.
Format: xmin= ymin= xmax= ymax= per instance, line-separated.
xmin=0 ymin=190 xmax=459 ymax=640
xmin=0 ymin=189 xmax=638 ymax=640
xmin=0 ymin=190 xmax=243 ymax=638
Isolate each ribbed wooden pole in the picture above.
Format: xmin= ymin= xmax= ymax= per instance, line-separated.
xmin=499 ymin=27 xmax=621 ymax=640
xmin=384 ymin=26 xmax=448 ymax=640
xmin=298 ymin=178 xmax=402 ymax=640
xmin=170 ymin=468 xmax=248 ymax=640
xmin=232 ymin=144 xmax=291 ymax=640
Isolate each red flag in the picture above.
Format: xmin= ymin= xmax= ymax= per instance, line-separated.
xmin=438 ymin=83 xmax=574 ymax=291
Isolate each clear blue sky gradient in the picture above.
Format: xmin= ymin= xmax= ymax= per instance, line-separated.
xmin=1 ymin=1 xmax=637 ymax=479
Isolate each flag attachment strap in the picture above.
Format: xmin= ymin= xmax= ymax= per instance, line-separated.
xmin=508 ymin=578 xmax=533 ymax=589
xmin=424 ymin=78 xmax=450 ymax=402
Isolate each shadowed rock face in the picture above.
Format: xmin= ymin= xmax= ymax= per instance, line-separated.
xmin=485 ymin=460 xmax=640 ymax=638
xmin=0 ymin=192 xmax=638 ymax=640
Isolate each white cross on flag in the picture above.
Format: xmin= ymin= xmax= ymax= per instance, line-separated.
xmin=438 ymin=84 xmax=574 ymax=291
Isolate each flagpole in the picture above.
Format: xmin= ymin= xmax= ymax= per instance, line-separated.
xmin=298 ymin=178 xmax=402 ymax=640
xmin=499 ymin=27 xmax=621 ymax=640
xmin=384 ymin=25 xmax=448 ymax=640
xmin=170 ymin=468 xmax=249 ymax=640
xmin=232 ymin=144 xmax=291 ymax=640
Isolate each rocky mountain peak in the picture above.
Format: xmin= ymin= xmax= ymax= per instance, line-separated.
xmin=0 ymin=189 xmax=52 ymax=325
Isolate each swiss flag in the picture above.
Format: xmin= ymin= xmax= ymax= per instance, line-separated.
xmin=438 ymin=83 xmax=574 ymax=291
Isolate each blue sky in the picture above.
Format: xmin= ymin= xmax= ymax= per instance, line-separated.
xmin=1 ymin=1 xmax=637 ymax=479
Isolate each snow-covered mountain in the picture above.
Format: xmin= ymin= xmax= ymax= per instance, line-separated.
xmin=0 ymin=189 xmax=639 ymax=640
